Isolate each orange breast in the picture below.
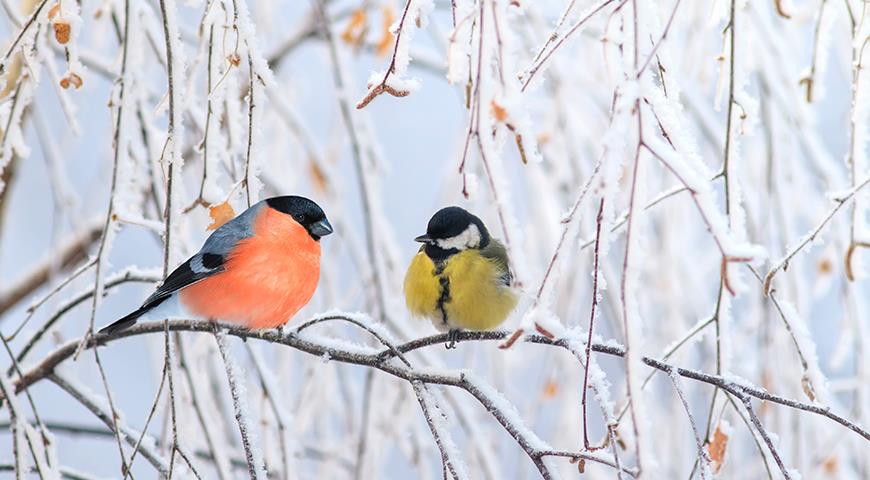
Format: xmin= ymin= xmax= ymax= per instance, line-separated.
xmin=180 ymin=206 xmax=322 ymax=329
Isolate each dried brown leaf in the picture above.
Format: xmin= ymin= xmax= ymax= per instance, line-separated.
xmin=309 ymin=161 xmax=329 ymax=192
xmin=817 ymin=257 xmax=833 ymax=275
xmin=845 ymin=242 xmax=857 ymax=282
xmin=822 ymin=455 xmax=837 ymax=475
xmin=801 ymin=372 xmax=816 ymax=401
xmin=54 ymin=22 xmax=71 ymax=44
xmin=707 ymin=424 xmax=729 ymax=474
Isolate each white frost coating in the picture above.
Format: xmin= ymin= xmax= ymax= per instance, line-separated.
xmin=24 ymin=424 xmax=61 ymax=480
xmin=557 ymin=323 xmax=619 ymax=421
xmin=294 ymin=330 xmax=381 ymax=357
xmin=234 ymin=0 xmax=276 ymax=88
xmin=362 ymin=0 xmax=434 ymax=96
xmin=247 ymin=346 xmax=301 ymax=476
xmin=643 ymin=134 xmax=766 ymax=262
xmin=446 ymin=0 xmax=475 ymax=84
xmin=850 ymin=13 xmax=870 ymax=251
xmin=391 ymin=0 xmax=435 ymax=77
xmin=808 ymin=2 xmax=835 ymax=102
xmin=215 ymin=332 xmax=266 ymax=479
xmin=160 ymin=0 xmax=188 ymax=270
xmin=779 ymin=301 xmax=832 ymax=404
xmin=415 ymin=385 xmax=470 ymax=479
xmin=717 ymin=290 xmax=733 ymax=373
xmin=366 ymin=70 xmax=422 ymax=93
xmin=462 ymin=371 xmax=552 ymax=452
xmin=489 ymin=2 xmax=543 ymax=166
xmin=0 ymin=79 xmax=34 ymax=193
xmin=50 ymin=373 xmax=170 ymax=473
xmin=58 ymin=0 xmax=85 ymax=83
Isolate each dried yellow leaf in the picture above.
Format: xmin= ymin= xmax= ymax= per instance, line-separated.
xmin=47 ymin=2 xmax=60 ymax=20
xmin=540 ymin=380 xmax=558 ymax=400
xmin=376 ymin=5 xmax=395 ymax=57
xmin=208 ymin=201 xmax=236 ymax=231
xmin=491 ymin=100 xmax=508 ymax=122
xmin=341 ymin=8 xmax=367 ymax=46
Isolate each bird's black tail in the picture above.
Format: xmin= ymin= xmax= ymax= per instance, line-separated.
xmin=98 ymin=309 xmax=145 ymax=335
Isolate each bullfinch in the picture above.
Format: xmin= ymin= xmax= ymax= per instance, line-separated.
xmin=403 ymin=206 xmax=518 ymax=348
xmin=99 ymin=195 xmax=333 ymax=334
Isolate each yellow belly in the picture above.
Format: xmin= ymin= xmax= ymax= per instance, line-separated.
xmin=403 ymin=250 xmax=518 ymax=331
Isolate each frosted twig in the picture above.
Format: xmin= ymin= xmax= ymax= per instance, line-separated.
xmin=123 ymin=353 xmax=168 ymax=478
xmin=178 ymin=334 xmax=233 ymax=480
xmin=17 ymin=320 xmax=647 ymax=477
xmin=763 ymin=175 xmax=870 ymax=295
xmin=355 ymin=0 xmax=417 ymax=108
xmin=213 ymin=327 xmax=264 ymax=479
xmin=245 ymin=343 xmax=292 ymax=480
xmin=665 ymin=368 xmax=710 ymax=478
xmin=13 ymin=270 xmax=159 ymax=367
xmin=635 ymin=0 xmax=683 ymax=77
xmin=156 ymin=0 xmax=185 ymax=473
xmin=521 ymin=0 xmax=624 ymax=91
xmin=313 ymin=0 xmax=389 ymax=319
xmin=0 ymin=0 xmax=49 ymax=74
xmin=581 ymin=198 xmax=605 ymax=450
xmin=738 ymin=395 xmax=792 ymax=480
xmin=411 ymin=381 xmax=464 ymax=480
xmin=21 ymin=320 xmax=870 ymax=469
xmin=0 ymin=334 xmax=53 ymax=475
xmin=0 ymin=217 xmax=101 ymax=324
xmin=48 ymin=374 xmax=170 ymax=475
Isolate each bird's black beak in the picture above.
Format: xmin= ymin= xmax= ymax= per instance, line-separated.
xmin=310 ymin=218 xmax=334 ymax=238
xmin=414 ymin=234 xmax=433 ymax=244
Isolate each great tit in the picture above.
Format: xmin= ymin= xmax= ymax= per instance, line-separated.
xmin=403 ymin=206 xmax=519 ymax=348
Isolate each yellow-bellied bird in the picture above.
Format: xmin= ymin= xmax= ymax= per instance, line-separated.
xmin=404 ymin=206 xmax=519 ymax=348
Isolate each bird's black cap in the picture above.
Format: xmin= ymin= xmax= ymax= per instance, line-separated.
xmin=266 ymin=195 xmax=333 ymax=240
xmin=415 ymin=206 xmax=490 ymax=250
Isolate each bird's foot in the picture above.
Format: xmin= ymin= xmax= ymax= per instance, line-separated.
xmin=445 ymin=329 xmax=461 ymax=350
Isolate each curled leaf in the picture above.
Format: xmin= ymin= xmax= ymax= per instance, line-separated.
xmin=59 ymin=72 xmax=83 ymax=89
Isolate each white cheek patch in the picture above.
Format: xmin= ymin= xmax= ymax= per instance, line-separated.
xmin=436 ymin=223 xmax=481 ymax=250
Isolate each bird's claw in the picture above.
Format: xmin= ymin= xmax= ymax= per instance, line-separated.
xmin=445 ymin=329 xmax=460 ymax=350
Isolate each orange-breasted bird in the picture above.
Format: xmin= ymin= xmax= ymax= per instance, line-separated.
xmin=99 ymin=196 xmax=333 ymax=334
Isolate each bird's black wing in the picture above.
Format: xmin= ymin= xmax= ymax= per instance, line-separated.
xmin=99 ymin=204 xmax=264 ymax=334
xmin=98 ymin=252 xmax=226 ymax=334
xmin=141 ymin=252 xmax=226 ymax=309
